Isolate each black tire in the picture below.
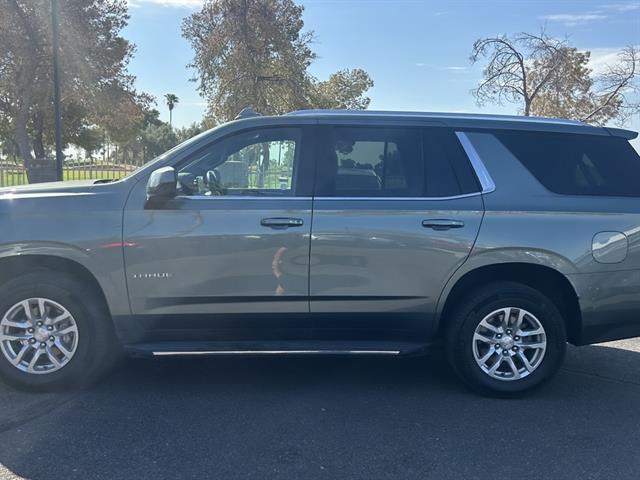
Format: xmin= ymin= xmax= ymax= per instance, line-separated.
xmin=444 ymin=281 xmax=567 ymax=397
xmin=0 ymin=271 xmax=118 ymax=391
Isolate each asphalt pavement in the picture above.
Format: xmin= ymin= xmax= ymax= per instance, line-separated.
xmin=1 ymin=340 xmax=640 ymax=480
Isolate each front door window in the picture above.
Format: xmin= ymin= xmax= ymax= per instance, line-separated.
xmin=178 ymin=128 xmax=300 ymax=197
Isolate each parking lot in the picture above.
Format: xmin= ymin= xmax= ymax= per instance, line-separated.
xmin=1 ymin=340 xmax=640 ymax=480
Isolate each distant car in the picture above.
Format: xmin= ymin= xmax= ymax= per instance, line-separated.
xmin=1 ymin=109 xmax=640 ymax=396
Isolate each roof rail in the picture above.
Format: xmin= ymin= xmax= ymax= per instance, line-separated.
xmin=285 ymin=109 xmax=587 ymax=127
xmin=235 ymin=107 xmax=261 ymax=120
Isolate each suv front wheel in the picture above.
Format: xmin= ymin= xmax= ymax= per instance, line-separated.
xmin=445 ymin=281 xmax=567 ymax=397
xmin=0 ymin=271 xmax=116 ymax=391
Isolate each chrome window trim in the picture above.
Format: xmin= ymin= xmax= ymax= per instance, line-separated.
xmin=455 ymin=131 xmax=496 ymax=194
xmin=313 ymin=192 xmax=482 ymax=201
xmin=177 ymin=194 xmax=481 ymax=201
xmin=174 ymin=195 xmax=312 ymax=201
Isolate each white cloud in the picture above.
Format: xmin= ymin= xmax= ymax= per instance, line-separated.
xmin=600 ymin=3 xmax=640 ymax=12
xmin=586 ymin=46 xmax=640 ymax=75
xmin=541 ymin=3 xmax=639 ymax=25
xmin=414 ymin=63 xmax=467 ymax=72
xmin=128 ymin=0 xmax=203 ymax=8
xmin=541 ymin=13 xmax=608 ymax=26
xmin=587 ymin=48 xmax=623 ymax=74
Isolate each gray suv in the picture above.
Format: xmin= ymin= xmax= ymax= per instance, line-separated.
xmin=1 ymin=109 xmax=639 ymax=397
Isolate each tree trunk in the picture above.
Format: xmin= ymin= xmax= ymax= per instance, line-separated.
xmin=26 ymin=109 xmax=56 ymax=183
xmin=13 ymin=64 xmax=35 ymax=170
xmin=32 ymin=111 xmax=46 ymax=159
xmin=14 ymin=105 xmax=34 ymax=174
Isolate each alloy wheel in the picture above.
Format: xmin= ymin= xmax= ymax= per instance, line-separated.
xmin=0 ymin=298 xmax=79 ymax=374
xmin=472 ymin=307 xmax=547 ymax=381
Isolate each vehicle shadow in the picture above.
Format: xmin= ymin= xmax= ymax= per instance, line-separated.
xmin=1 ymin=343 xmax=640 ymax=480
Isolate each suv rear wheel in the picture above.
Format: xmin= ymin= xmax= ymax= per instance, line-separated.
xmin=445 ymin=281 xmax=567 ymax=397
xmin=0 ymin=271 xmax=116 ymax=391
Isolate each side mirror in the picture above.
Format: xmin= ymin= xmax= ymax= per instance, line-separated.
xmin=145 ymin=166 xmax=177 ymax=209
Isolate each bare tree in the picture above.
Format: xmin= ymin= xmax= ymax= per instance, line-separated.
xmin=470 ymin=32 xmax=569 ymax=116
xmin=471 ymin=31 xmax=639 ymax=125
xmin=581 ymin=46 xmax=639 ymax=124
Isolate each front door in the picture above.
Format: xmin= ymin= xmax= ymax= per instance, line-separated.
xmin=123 ymin=126 xmax=313 ymax=339
xmin=309 ymin=124 xmax=485 ymax=340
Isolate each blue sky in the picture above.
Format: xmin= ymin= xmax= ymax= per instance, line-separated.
xmin=124 ymin=0 xmax=640 ymax=138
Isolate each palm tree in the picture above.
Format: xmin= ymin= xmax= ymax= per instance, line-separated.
xmin=164 ymin=93 xmax=179 ymax=128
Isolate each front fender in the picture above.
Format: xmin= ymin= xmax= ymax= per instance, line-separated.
xmin=0 ymin=241 xmax=130 ymax=317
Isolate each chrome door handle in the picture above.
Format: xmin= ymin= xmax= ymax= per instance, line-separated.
xmin=260 ymin=217 xmax=304 ymax=228
xmin=422 ymin=219 xmax=464 ymax=231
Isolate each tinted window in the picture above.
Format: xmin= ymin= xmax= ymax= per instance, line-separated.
xmin=178 ymin=128 xmax=300 ymax=196
xmin=424 ymin=128 xmax=480 ymax=196
xmin=495 ymin=131 xmax=640 ymax=197
xmin=316 ymin=127 xmax=423 ymax=197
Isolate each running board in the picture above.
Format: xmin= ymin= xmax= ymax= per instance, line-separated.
xmin=153 ymin=350 xmax=400 ymax=356
xmin=125 ymin=340 xmax=432 ymax=358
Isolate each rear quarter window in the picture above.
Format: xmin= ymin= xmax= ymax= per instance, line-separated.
xmin=494 ymin=130 xmax=640 ymax=197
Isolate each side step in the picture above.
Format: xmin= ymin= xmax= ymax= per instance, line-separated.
xmin=125 ymin=340 xmax=433 ymax=358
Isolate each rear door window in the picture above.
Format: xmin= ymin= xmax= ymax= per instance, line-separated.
xmin=494 ymin=131 xmax=640 ymax=197
xmin=315 ymin=127 xmax=424 ymax=197
xmin=314 ymin=126 xmax=481 ymax=198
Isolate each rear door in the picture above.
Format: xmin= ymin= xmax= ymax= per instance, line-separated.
xmin=309 ymin=124 xmax=485 ymax=339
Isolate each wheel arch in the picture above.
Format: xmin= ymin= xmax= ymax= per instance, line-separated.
xmin=0 ymin=254 xmax=111 ymax=317
xmin=437 ymin=263 xmax=582 ymax=345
